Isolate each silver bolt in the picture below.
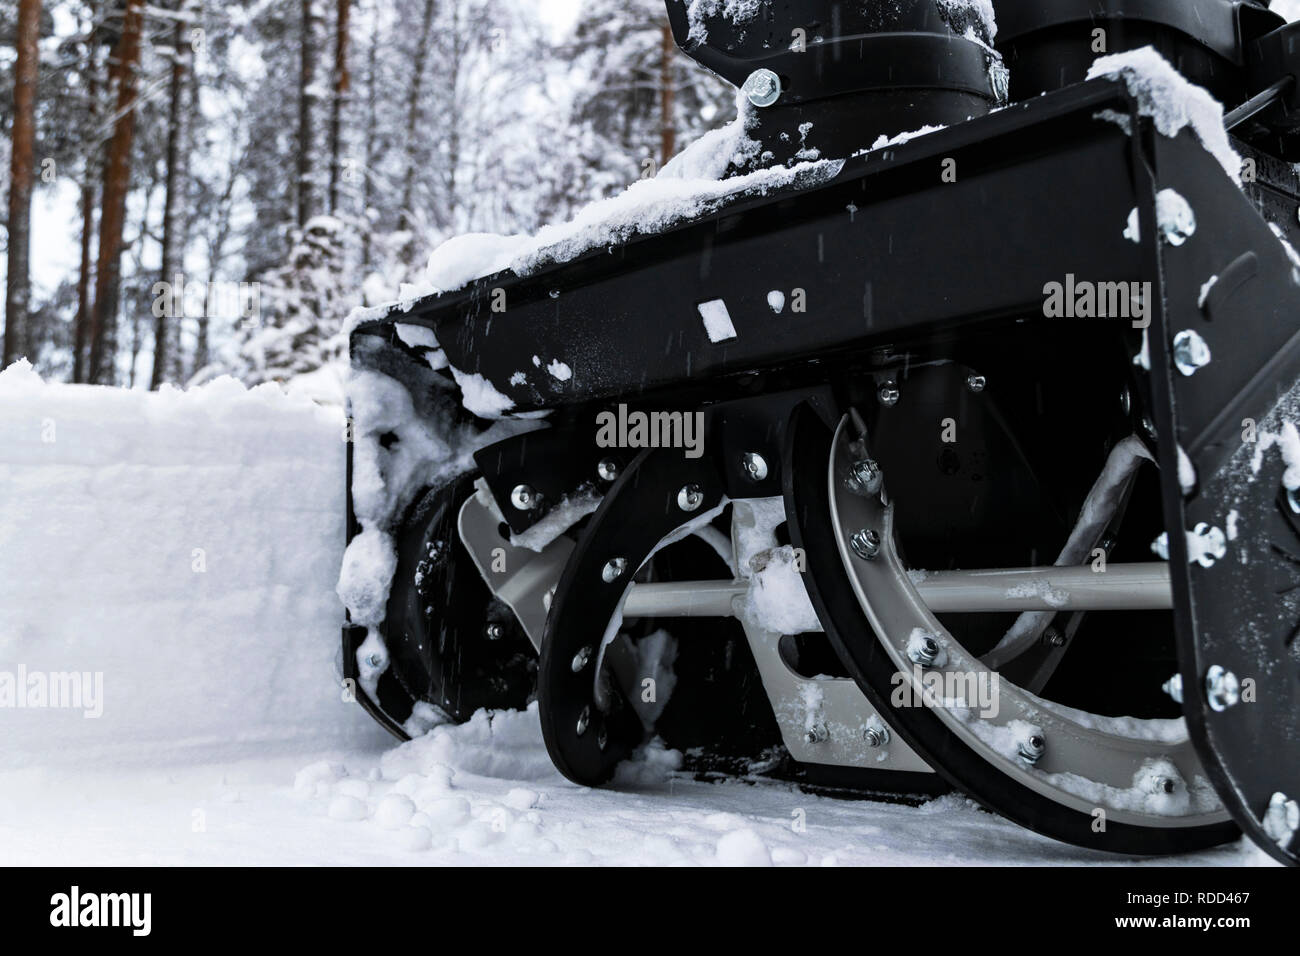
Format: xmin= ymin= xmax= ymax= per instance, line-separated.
xmin=741 ymin=451 xmax=769 ymax=482
xmin=850 ymin=528 xmax=881 ymax=560
xmin=1019 ymin=732 xmax=1047 ymax=765
xmin=485 ymin=623 xmax=504 ymax=641
xmin=965 ymin=373 xmax=986 ymax=393
xmin=365 ymin=653 xmax=383 ymax=668
xmin=677 ymin=483 xmax=704 ymax=512
xmin=597 ymin=458 xmax=620 ymax=482
xmin=878 ymin=383 xmax=900 ymax=407
xmin=1205 ymin=665 xmax=1240 ymax=712
xmin=1141 ymin=416 xmax=1158 ymax=440
xmin=1120 ymin=387 xmax=1131 ymax=415
xmin=1287 ymin=485 xmax=1300 ymax=515
xmin=847 ymin=458 xmax=883 ymax=496
xmin=510 ymin=484 xmax=539 ymax=510
xmin=863 ymin=725 xmax=890 ymax=748
xmin=576 ymin=705 xmax=590 ymax=736
xmin=1163 ymin=673 xmax=1184 ymax=704
xmin=907 ymin=633 xmax=942 ymax=666
xmin=601 ymin=556 xmax=627 ymax=583
xmin=1042 ymin=626 xmax=1066 ymax=647
xmin=1173 ymin=329 xmax=1212 ymax=376
xmin=741 ymin=68 xmax=782 ymax=108
xmin=597 ymin=723 xmax=608 ymax=751
xmin=804 ymin=723 xmax=829 ymax=744
xmin=571 ymin=645 xmax=592 ymax=672
xmin=1152 ymin=776 xmax=1177 ymax=795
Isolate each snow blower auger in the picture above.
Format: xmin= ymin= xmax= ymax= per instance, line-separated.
xmin=343 ymin=0 xmax=1300 ymax=864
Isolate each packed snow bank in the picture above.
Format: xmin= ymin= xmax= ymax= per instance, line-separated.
xmin=0 ymin=361 xmax=388 ymax=770
xmin=1087 ymin=47 xmax=1242 ymax=184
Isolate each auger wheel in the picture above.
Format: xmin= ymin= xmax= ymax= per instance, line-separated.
xmin=785 ymin=403 xmax=1240 ymax=855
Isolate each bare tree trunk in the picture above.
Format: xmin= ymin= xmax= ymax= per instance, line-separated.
xmin=297 ymin=0 xmax=321 ymax=228
xmin=151 ymin=13 xmax=189 ymax=389
xmin=74 ymin=3 xmax=100 ymax=383
xmin=660 ymin=23 xmax=675 ymax=168
xmin=360 ymin=13 xmax=379 ymax=267
xmin=398 ymin=0 xmax=438 ymax=233
xmin=328 ymin=0 xmax=350 ymax=215
xmin=4 ymin=0 xmax=42 ymax=369
xmin=75 ymin=183 xmax=96 ymax=383
xmin=88 ymin=0 xmax=146 ymax=385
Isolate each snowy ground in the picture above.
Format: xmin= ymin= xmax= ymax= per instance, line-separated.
xmin=0 ymin=365 xmax=1275 ymax=866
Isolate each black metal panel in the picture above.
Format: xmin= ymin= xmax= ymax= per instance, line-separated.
xmin=1144 ymin=126 xmax=1300 ymax=866
xmin=354 ymin=81 xmax=1149 ymax=414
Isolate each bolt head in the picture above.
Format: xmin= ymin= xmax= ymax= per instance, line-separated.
xmin=965 ymin=373 xmax=986 ymax=393
xmin=571 ymin=645 xmax=592 ymax=672
xmin=576 ymin=705 xmax=590 ymax=736
xmin=878 ymin=383 xmax=900 ymax=407
xmin=1019 ymin=732 xmax=1046 ymax=764
xmin=850 ymin=528 xmax=881 ymax=561
xmin=677 ymin=483 xmax=704 ymax=512
xmin=864 ymin=725 xmax=890 ymax=748
xmin=1173 ymin=329 xmax=1212 ymax=376
xmin=742 ymin=68 xmax=782 ymax=107
xmin=741 ymin=451 xmax=769 ymax=482
xmin=1042 ymin=626 xmax=1066 ymax=647
xmin=1162 ymin=673 xmax=1184 ymax=704
xmin=847 ymin=458 xmax=883 ymax=496
xmin=1205 ymin=664 xmax=1240 ymax=712
xmin=906 ymin=631 xmax=943 ymax=666
xmin=510 ymin=484 xmax=539 ymax=510
xmin=485 ymin=623 xmax=504 ymax=641
xmin=601 ymin=556 xmax=628 ymax=583
xmin=597 ymin=458 xmax=619 ymax=482
xmin=365 ymin=653 xmax=383 ymax=668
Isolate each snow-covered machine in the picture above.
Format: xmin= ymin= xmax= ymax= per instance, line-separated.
xmin=342 ymin=0 xmax=1300 ymax=865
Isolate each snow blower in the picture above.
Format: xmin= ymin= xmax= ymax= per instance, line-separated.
xmin=342 ymin=0 xmax=1300 ymax=865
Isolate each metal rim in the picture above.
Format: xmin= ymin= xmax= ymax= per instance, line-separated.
xmin=784 ymin=403 xmax=1238 ymax=854
xmin=826 ymin=414 xmax=1229 ymax=828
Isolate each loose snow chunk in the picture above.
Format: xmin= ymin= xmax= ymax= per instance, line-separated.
xmin=767 ymin=290 xmax=786 ymax=313
xmin=1087 ymin=48 xmax=1243 ymax=185
xmin=936 ymin=0 xmax=998 ymax=41
xmin=1177 ymin=445 xmax=1197 ymax=494
xmin=743 ymin=545 xmax=821 ymax=634
xmin=449 ymin=367 xmax=516 ymax=419
xmin=658 ymin=99 xmax=761 ymax=181
xmin=680 ymin=0 xmax=765 ymax=45
xmin=715 ymin=828 xmax=773 ymax=866
xmin=426 ymin=232 xmax=528 ymax=293
xmin=394 ymin=323 xmax=438 ymax=350
xmin=698 ymin=299 xmax=738 ymax=343
xmin=867 ymin=123 xmax=948 ymax=153
xmin=1156 ymin=190 xmax=1196 ymax=245
xmin=1198 ymin=275 xmax=1219 ymax=308
xmin=1122 ymin=190 xmax=1196 ymax=245
xmin=337 ymin=529 xmax=397 ymax=628
xmin=545 ymin=359 xmax=572 ymax=382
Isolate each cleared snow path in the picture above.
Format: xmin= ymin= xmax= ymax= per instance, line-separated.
xmin=0 ymin=364 xmax=1272 ymax=865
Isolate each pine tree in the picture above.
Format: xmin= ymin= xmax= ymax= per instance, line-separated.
xmin=4 ymin=0 xmax=42 ymax=368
